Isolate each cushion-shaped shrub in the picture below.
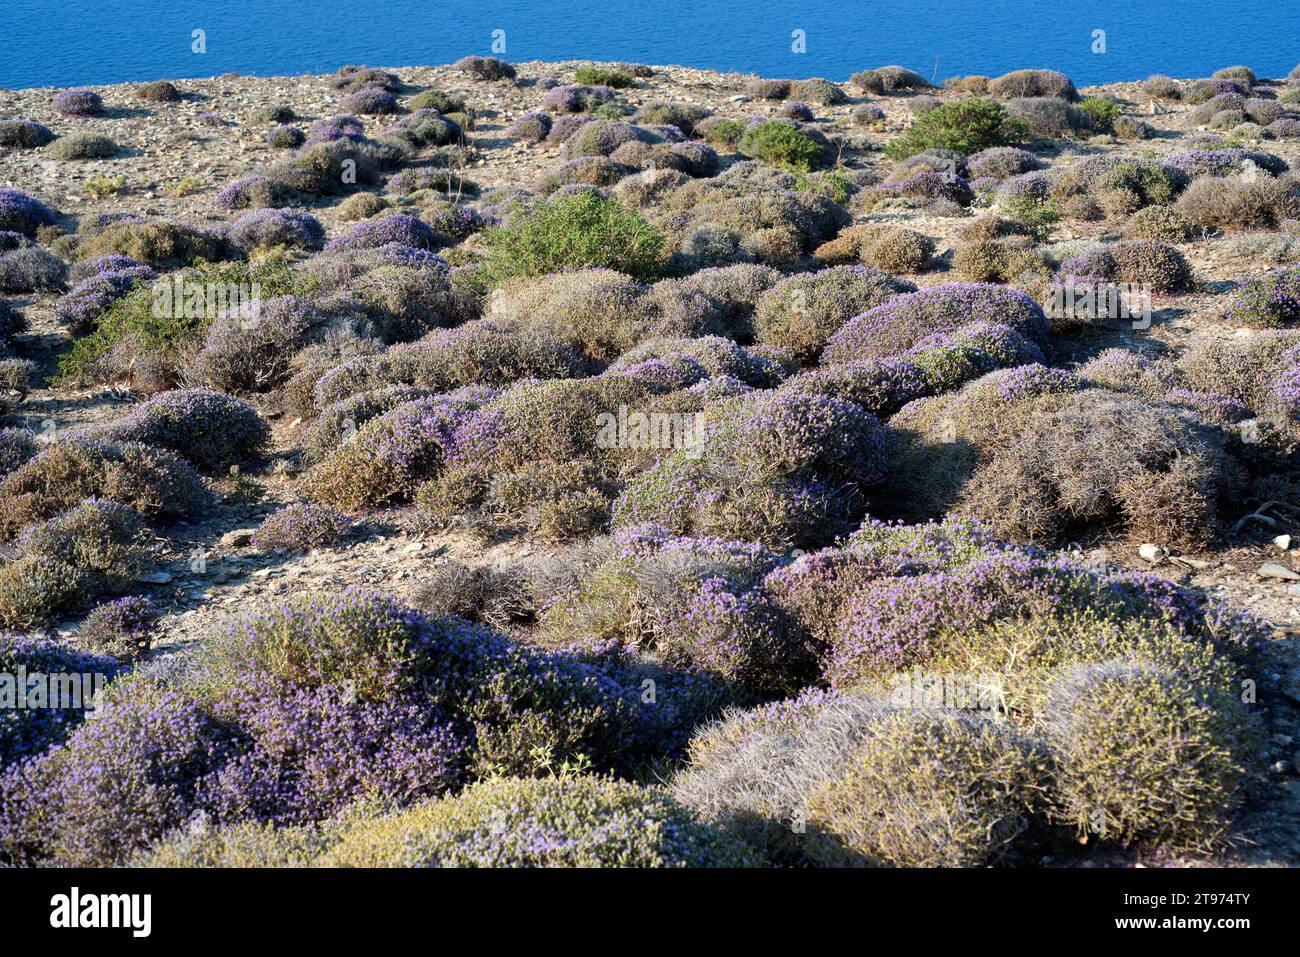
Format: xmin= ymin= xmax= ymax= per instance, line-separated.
xmin=324 ymin=213 xmax=440 ymax=254
xmin=482 ymin=191 xmax=664 ymax=282
xmin=76 ymin=594 xmax=159 ymax=662
xmin=850 ymin=66 xmax=933 ymax=94
xmin=455 ymin=56 xmax=516 ymax=81
xmin=53 ymin=88 xmax=103 ymax=116
xmin=1040 ymin=659 xmax=1253 ymax=848
xmin=318 ymin=775 xmax=761 ymax=867
xmin=0 ymin=119 xmax=55 ymax=149
xmin=988 ymin=69 xmax=1078 ymax=100
xmin=754 ymin=265 xmax=915 ymax=357
xmin=92 ymin=388 xmax=269 ymax=472
xmin=823 ymin=283 xmax=1048 ymax=364
xmin=739 ymin=121 xmax=823 ymax=173
xmin=226 ymin=208 xmax=324 ymax=251
xmin=47 ymin=132 xmax=118 ymax=160
xmin=0 ymin=189 xmax=56 ymax=237
xmin=804 ymin=711 xmax=1049 ymax=866
xmin=0 ymin=441 xmax=205 ymax=538
xmin=0 ymin=499 xmax=152 ymax=630
xmin=135 ymin=80 xmax=180 ymax=103
xmin=251 ymin=504 xmax=353 ymax=551
xmin=74 ymin=219 xmax=226 ymax=269
xmin=340 ymin=86 xmax=398 ymax=115
xmin=0 ymin=245 xmax=67 ymax=293
xmin=187 ymin=295 xmax=321 ymax=394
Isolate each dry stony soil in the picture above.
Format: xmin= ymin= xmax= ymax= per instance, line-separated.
xmin=3 ymin=58 xmax=1300 ymax=867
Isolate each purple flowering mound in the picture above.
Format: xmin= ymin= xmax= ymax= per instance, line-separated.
xmin=324 ymin=213 xmax=441 ymax=253
xmin=508 ymin=111 xmax=552 ymax=142
xmin=0 ymin=588 xmax=727 ymax=865
xmin=0 ymin=189 xmax=57 ymax=237
xmin=76 ymin=594 xmax=160 ymax=661
xmin=614 ymin=389 xmax=890 ymax=549
xmin=667 ymin=519 xmax=1262 ymax=862
xmin=1228 ymin=266 xmax=1300 ymax=328
xmin=52 ymin=88 xmax=104 ymax=116
xmin=340 ymin=86 xmax=398 ymax=115
xmin=93 ymin=388 xmax=271 ymax=472
xmin=251 ymin=503 xmax=353 ymax=551
xmin=823 ymin=283 xmax=1049 ymax=365
xmin=188 ymin=296 xmax=323 ymax=395
xmin=0 ymin=634 xmax=119 ymax=767
xmin=754 ymin=265 xmax=917 ymax=358
xmin=226 ymin=207 xmax=325 ymax=251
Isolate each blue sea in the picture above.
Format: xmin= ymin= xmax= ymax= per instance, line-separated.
xmin=1 ymin=0 xmax=1297 ymax=91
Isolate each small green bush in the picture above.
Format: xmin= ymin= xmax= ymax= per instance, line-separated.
xmin=573 ymin=66 xmax=634 ymax=88
xmin=739 ymin=121 xmax=823 ymax=173
xmin=885 ymin=98 xmax=1031 ymax=160
xmin=481 ymin=191 xmax=665 ymax=282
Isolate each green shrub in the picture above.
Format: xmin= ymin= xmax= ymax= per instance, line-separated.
xmin=481 ymin=191 xmax=665 ymax=282
xmin=1041 ymin=660 xmax=1253 ymax=848
xmin=739 ymin=121 xmax=823 ymax=173
xmin=573 ymin=66 xmax=634 ymax=88
xmin=1077 ymin=97 xmax=1120 ymax=132
xmin=884 ymin=99 xmax=1030 ymax=160
xmin=805 ymin=711 xmax=1049 ymax=866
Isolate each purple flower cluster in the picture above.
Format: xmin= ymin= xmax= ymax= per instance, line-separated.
xmin=52 ymin=88 xmax=103 ymax=116
xmin=508 ymin=111 xmax=553 ymax=142
xmin=0 ymin=189 xmax=56 ymax=237
xmin=95 ymin=387 xmax=270 ymax=472
xmin=824 ymin=283 xmax=1049 ymax=365
xmin=543 ymin=84 xmax=616 ymax=114
xmin=0 ymin=634 xmax=118 ymax=767
xmin=226 ymin=207 xmax=325 ymax=251
xmin=54 ymin=263 xmax=155 ymax=334
xmin=78 ymin=595 xmax=160 ymax=661
xmin=324 ymin=213 xmax=441 ymax=253
xmin=875 ymin=171 xmax=974 ymax=207
xmin=1163 ymin=148 xmax=1285 ymax=178
xmin=340 ymin=86 xmax=398 ymax=115
xmin=1228 ymin=266 xmax=1300 ymax=329
xmin=307 ymin=114 xmax=366 ymax=143
xmin=251 ymin=503 xmax=354 ymax=551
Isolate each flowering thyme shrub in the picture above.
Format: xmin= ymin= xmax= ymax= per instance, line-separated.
xmin=1228 ymin=266 xmax=1300 ymax=328
xmin=187 ymin=295 xmax=321 ymax=394
xmin=0 ymin=634 xmax=118 ymax=767
xmin=76 ymin=595 xmax=159 ymax=661
xmin=340 ymin=86 xmax=398 ymax=115
xmin=251 ymin=504 xmax=353 ymax=551
xmin=93 ymin=388 xmax=270 ymax=472
xmin=0 ymin=440 xmax=205 ymax=537
xmin=305 ymin=395 xmax=482 ymax=509
xmin=317 ymin=776 xmax=762 ymax=867
xmin=823 ymin=283 xmax=1048 ymax=364
xmin=54 ymin=263 xmax=154 ymax=334
xmin=312 ymin=321 xmax=586 ymax=409
xmin=325 ymin=213 xmax=441 ymax=253
xmin=226 ymin=208 xmax=324 ymax=251
xmin=0 ymin=119 xmax=55 ymax=149
xmin=508 ymin=111 xmax=552 ymax=142
xmin=753 ymin=265 xmax=915 ymax=357
xmin=53 ymin=88 xmax=103 ymax=116
xmin=0 ymin=189 xmax=57 ymax=237
xmin=614 ymin=391 xmax=890 ymax=549
xmin=0 ymin=499 xmax=152 ymax=631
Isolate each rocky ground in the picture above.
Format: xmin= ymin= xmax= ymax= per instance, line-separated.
xmin=3 ymin=58 xmax=1300 ymax=867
